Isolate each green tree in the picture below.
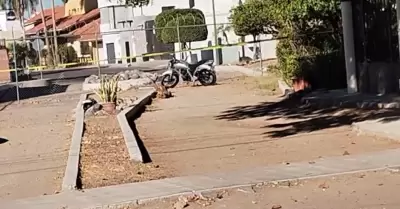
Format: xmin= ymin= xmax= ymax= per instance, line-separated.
xmin=161 ymin=15 xmax=208 ymax=44
xmin=155 ymin=9 xmax=208 ymax=44
xmin=7 ymin=42 xmax=38 ymax=67
xmin=230 ymin=0 xmax=276 ymax=59
xmin=58 ymin=45 xmax=77 ymax=63
xmin=270 ymin=0 xmax=342 ymax=85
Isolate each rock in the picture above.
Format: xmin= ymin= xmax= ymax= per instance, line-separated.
xmin=128 ymin=70 xmax=141 ymax=79
xmin=272 ymin=205 xmax=282 ymax=209
xmin=85 ymin=103 xmax=102 ymax=117
xmin=116 ymin=71 xmax=129 ymax=81
xmin=173 ymin=196 xmax=189 ymax=209
xmin=117 ymin=97 xmax=137 ymax=111
xmin=84 ymin=75 xmax=99 ymax=84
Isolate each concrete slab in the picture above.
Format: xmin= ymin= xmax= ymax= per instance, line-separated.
xmin=2 ymin=148 xmax=400 ymax=209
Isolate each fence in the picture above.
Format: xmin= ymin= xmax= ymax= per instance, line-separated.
xmin=0 ymin=20 xmax=340 ymax=103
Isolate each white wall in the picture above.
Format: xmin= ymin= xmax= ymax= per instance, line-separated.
xmin=0 ymin=10 xmax=23 ymax=40
xmin=98 ymin=0 xmax=277 ymax=64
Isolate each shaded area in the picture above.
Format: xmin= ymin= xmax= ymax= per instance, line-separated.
xmin=0 ymin=138 xmax=8 ymax=144
xmin=129 ymin=121 xmax=152 ymax=164
xmin=0 ymin=84 xmax=69 ymax=103
xmin=215 ymin=93 xmax=400 ymax=138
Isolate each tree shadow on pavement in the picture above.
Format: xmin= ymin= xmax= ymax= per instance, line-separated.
xmin=215 ymin=96 xmax=400 ymax=138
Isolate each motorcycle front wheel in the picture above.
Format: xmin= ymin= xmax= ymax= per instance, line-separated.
xmin=198 ymin=70 xmax=217 ymax=86
xmin=161 ymin=73 xmax=179 ymax=88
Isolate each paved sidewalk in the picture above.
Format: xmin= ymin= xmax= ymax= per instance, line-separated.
xmin=353 ymin=119 xmax=400 ymax=141
xmin=2 ymin=148 xmax=400 ymax=209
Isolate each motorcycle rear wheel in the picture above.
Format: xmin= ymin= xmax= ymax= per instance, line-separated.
xmin=198 ymin=70 xmax=217 ymax=86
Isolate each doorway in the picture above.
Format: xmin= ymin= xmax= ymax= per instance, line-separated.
xmin=106 ymin=43 xmax=116 ymax=64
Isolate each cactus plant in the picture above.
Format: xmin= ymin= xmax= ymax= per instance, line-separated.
xmin=95 ymin=76 xmax=120 ymax=103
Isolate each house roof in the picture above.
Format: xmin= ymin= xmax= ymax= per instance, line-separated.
xmin=71 ymin=18 xmax=100 ymax=41
xmin=25 ymin=6 xmax=64 ymax=25
xmin=25 ymin=8 xmax=100 ymax=35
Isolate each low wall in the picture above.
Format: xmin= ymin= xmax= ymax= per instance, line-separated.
xmin=117 ymin=90 xmax=156 ymax=162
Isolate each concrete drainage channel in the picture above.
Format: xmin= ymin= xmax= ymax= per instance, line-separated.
xmin=61 ymin=89 xmax=156 ymax=192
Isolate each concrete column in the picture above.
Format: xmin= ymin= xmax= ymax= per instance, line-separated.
xmin=341 ymin=0 xmax=358 ymax=93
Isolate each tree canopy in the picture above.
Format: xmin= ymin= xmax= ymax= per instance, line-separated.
xmin=155 ymin=8 xmax=208 ymax=44
xmin=230 ymin=0 xmax=344 ymax=87
xmin=229 ymin=0 xmax=277 ymax=39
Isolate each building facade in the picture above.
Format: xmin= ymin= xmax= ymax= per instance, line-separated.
xmin=98 ymin=0 xmax=277 ymax=64
xmin=0 ymin=9 xmax=23 ymax=40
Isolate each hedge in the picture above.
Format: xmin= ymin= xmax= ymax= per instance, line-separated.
xmin=155 ymin=8 xmax=208 ymax=43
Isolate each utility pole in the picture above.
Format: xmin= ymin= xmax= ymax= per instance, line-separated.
xmin=51 ymin=0 xmax=59 ymax=66
xmin=211 ymin=0 xmax=219 ymax=65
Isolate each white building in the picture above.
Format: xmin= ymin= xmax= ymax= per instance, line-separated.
xmin=0 ymin=10 xmax=23 ymax=40
xmin=98 ymin=0 xmax=277 ymax=64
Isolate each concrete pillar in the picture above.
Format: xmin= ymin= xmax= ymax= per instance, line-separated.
xmin=341 ymin=0 xmax=358 ymax=93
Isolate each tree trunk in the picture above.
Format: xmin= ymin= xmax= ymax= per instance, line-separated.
xmin=51 ymin=0 xmax=59 ymax=66
xmin=39 ymin=0 xmax=53 ymax=66
xmin=252 ymin=35 xmax=258 ymax=60
xmin=19 ymin=18 xmax=29 ymax=67
xmin=241 ymin=36 xmax=245 ymax=58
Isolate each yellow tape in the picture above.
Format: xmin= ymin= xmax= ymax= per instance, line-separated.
xmin=0 ymin=38 xmax=274 ymax=73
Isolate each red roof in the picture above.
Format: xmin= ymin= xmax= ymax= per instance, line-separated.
xmin=71 ymin=19 xmax=100 ymax=41
xmin=25 ymin=6 xmax=64 ymax=25
xmin=25 ymin=8 xmax=100 ymax=35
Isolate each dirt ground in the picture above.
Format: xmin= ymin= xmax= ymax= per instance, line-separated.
xmin=135 ymin=74 xmax=400 ymax=177
xmin=79 ymin=114 xmax=171 ymax=189
xmin=132 ymin=169 xmax=400 ymax=209
xmin=0 ymin=91 xmax=80 ymax=200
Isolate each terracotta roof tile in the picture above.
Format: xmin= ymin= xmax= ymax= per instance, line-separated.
xmin=25 ymin=8 xmax=99 ymax=35
xmin=25 ymin=6 xmax=64 ymax=25
xmin=71 ymin=18 xmax=100 ymax=41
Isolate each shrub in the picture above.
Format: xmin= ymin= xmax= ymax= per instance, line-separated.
xmin=58 ymin=45 xmax=78 ymax=63
xmin=161 ymin=15 xmax=208 ymax=44
xmin=155 ymin=8 xmax=207 ymax=44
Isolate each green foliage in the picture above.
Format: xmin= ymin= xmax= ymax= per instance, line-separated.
xmin=95 ymin=76 xmax=120 ymax=103
xmin=7 ymin=42 xmax=38 ymax=67
xmin=155 ymin=9 xmax=207 ymax=44
xmin=0 ymin=0 xmax=38 ymax=18
xmin=248 ymin=0 xmax=343 ymax=86
xmin=161 ymin=15 xmax=208 ymax=44
xmin=58 ymin=45 xmax=78 ymax=64
xmin=230 ymin=0 xmax=277 ymax=39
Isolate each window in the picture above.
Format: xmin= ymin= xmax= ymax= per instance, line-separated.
xmin=162 ymin=6 xmax=175 ymax=12
xmin=189 ymin=0 xmax=195 ymax=8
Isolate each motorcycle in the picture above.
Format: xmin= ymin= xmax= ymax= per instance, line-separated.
xmin=160 ymin=57 xmax=217 ymax=88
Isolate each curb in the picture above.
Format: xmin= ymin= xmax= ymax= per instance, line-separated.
xmin=61 ymin=93 xmax=88 ymax=191
xmin=117 ymin=89 xmax=156 ymax=162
